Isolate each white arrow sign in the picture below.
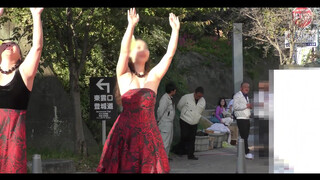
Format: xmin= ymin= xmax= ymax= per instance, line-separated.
xmin=96 ymin=78 xmax=110 ymax=92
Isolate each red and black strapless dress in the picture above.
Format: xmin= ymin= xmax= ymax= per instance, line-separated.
xmin=0 ymin=69 xmax=30 ymax=173
xmin=96 ymin=88 xmax=170 ymax=173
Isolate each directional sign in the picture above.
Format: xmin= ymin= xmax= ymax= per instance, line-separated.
xmin=90 ymin=77 xmax=117 ymax=121
xmin=285 ymin=30 xmax=318 ymax=48
xmin=96 ymin=79 xmax=110 ymax=91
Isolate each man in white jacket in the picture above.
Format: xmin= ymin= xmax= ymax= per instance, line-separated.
xmin=176 ymin=87 xmax=206 ymax=160
xmin=233 ymin=82 xmax=253 ymax=159
xmin=157 ymin=82 xmax=177 ymax=160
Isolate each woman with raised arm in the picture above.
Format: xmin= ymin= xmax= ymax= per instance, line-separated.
xmin=0 ymin=8 xmax=43 ymax=173
xmin=97 ymin=8 xmax=180 ymax=173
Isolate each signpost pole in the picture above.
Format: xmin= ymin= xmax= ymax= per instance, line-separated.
xmin=316 ymin=25 xmax=320 ymax=62
xmin=102 ymin=120 xmax=106 ymax=146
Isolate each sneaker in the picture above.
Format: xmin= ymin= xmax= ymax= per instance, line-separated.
xmin=245 ymin=153 xmax=254 ymax=160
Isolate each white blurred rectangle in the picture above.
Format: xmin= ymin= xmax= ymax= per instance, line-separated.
xmin=270 ymin=68 xmax=320 ymax=173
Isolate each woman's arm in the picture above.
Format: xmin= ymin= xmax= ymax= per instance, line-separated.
xmin=215 ymin=106 xmax=222 ymax=122
xmin=116 ymin=8 xmax=139 ymax=77
xmin=150 ymin=13 xmax=180 ymax=81
xmin=0 ymin=8 xmax=5 ymax=59
xmin=20 ymin=8 xmax=44 ymax=91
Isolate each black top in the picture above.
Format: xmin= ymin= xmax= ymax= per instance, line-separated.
xmin=0 ymin=69 xmax=31 ymax=110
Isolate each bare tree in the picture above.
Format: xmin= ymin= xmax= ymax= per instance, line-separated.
xmin=240 ymin=8 xmax=297 ymax=65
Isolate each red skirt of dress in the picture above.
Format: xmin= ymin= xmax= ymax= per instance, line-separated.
xmin=96 ymin=88 xmax=170 ymax=173
xmin=0 ymin=109 xmax=27 ymax=173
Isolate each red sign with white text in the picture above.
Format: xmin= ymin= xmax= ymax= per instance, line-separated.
xmin=292 ymin=8 xmax=313 ymax=28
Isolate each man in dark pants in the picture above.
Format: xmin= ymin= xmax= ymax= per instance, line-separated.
xmin=254 ymin=81 xmax=269 ymax=158
xmin=233 ymin=82 xmax=253 ymax=159
xmin=178 ymin=119 xmax=198 ymax=159
xmin=176 ymin=87 xmax=206 ymax=160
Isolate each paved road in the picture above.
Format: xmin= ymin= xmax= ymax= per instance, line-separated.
xmin=169 ymin=134 xmax=269 ymax=174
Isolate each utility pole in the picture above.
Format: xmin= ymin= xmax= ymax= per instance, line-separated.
xmin=232 ymin=23 xmax=243 ymax=94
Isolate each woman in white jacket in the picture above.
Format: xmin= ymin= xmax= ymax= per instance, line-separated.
xmin=176 ymin=87 xmax=206 ymax=160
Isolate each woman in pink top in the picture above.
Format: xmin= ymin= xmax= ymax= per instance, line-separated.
xmin=211 ymin=98 xmax=233 ymax=126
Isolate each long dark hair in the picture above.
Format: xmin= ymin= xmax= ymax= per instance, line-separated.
xmin=115 ymin=40 xmax=151 ymax=106
xmin=128 ymin=57 xmax=150 ymax=75
xmin=217 ymin=97 xmax=227 ymax=108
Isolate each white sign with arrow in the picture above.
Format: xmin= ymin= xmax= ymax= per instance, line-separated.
xmin=96 ymin=78 xmax=110 ymax=92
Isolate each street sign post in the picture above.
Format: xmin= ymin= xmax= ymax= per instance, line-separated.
xmin=289 ymin=8 xmax=317 ymax=64
xmin=90 ymin=77 xmax=117 ymax=145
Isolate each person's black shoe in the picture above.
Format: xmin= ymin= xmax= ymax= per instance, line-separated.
xmin=188 ymin=156 xmax=198 ymax=160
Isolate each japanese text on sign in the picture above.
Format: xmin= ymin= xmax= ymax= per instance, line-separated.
xmin=90 ymin=77 xmax=117 ymax=121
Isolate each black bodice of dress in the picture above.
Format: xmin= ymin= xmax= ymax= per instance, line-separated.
xmin=0 ymin=69 xmax=30 ymax=110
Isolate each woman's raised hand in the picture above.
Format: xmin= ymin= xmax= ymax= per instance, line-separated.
xmin=30 ymin=8 xmax=44 ymax=16
xmin=169 ymin=13 xmax=180 ymax=31
xmin=0 ymin=8 xmax=4 ymax=16
xmin=127 ymin=8 xmax=139 ymax=27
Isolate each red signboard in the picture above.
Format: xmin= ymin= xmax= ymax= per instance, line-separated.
xmin=292 ymin=8 xmax=313 ymax=28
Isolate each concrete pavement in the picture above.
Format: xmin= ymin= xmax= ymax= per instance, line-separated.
xmin=169 ymin=133 xmax=269 ymax=174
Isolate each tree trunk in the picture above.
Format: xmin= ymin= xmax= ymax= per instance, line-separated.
xmin=69 ymin=61 xmax=88 ymax=156
xmin=289 ymin=43 xmax=294 ymax=63
xmin=279 ymin=50 xmax=285 ymax=65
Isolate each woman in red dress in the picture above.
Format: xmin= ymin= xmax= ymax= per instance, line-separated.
xmin=96 ymin=8 xmax=180 ymax=173
xmin=0 ymin=8 xmax=43 ymax=173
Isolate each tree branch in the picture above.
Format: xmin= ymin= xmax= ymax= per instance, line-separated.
xmin=66 ymin=8 xmax=75 ymax=61
xmin=48 ymin=11 xmax=68 ymax=56
xmin=78 ymin=8 xmax=95 ymax=73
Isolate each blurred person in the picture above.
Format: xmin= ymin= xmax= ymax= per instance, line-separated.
xmin=254 ymin=81 xmax=269 ymax=158
xmin=0 ymin=8 xmax=44 ymax=173
xmin=97 ymin=8 xmax=180 ymax=173
xmin=226 ymin=93 xmax=238 ymax=145
xmin=227 ymin=93 xmax=235 ymax=115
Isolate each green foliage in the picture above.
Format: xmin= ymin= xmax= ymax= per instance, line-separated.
xmin=178 ymin=34 xmax=233 ymax=66
xmin=1 ymin=8 xmax=278 ymax=156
